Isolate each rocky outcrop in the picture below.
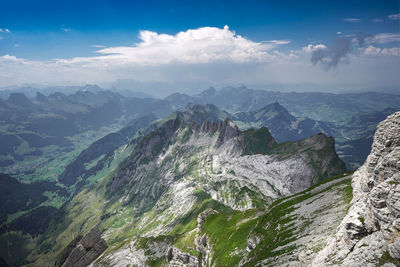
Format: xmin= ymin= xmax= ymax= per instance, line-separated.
xmin=57 ymin=226 xmax=108 ymax=267
xmin=166 ymin=247 xmax=199 ymax=267
xmin=313 ymin=111 xmax=400 ymax=266
xmin=197 ymin=209 xmax=216 ymax=231
xmin=108 ymin=116 xmax=182 ymax=194
xmin=166 ymin=209 xmax=215 ymax=267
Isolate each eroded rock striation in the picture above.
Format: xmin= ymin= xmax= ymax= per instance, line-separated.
xmin=313 ymin=111 xmax=400 ymax=266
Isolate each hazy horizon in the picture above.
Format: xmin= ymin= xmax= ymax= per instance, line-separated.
xmin=1 ymin=0 xmax=399 ymax=95
xmin=1 ymin=80 xmax=400 ymax=100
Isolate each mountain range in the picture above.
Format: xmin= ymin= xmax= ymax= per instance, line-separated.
xmin=0 ymin=86 xmax=399 ymax=266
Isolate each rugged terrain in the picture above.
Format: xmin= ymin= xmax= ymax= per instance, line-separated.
xmin=0 ymin=87 xmax=399 ymax=266
xmin=18 ymin=105 xmax=346 ymax=266
xmin=47 ymin=110 xmax=399 ymax=267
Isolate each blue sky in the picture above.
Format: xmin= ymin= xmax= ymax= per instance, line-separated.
xmin=1 ymin=0 xmax=398 ymax=59
xmin=0 ymin=0 xmax=399 ymax=93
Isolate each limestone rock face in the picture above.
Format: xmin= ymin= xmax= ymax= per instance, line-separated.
xmin=57 ymin=226 xmax=108 ymax=267
xmin=313 ymin=111 xmax=400 ymax=266
xmin=166 ymin=247 xmax=198 ymax=267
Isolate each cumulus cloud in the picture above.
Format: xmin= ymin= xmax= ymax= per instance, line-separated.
xmin=388 ymin=13 xmax=400 ymax=20
xmin=0 ymin=25 xmax=399 ymax=92
xmin=302 ymin=44 xmax=327 ymax=53
xmin=0 ymin=26 xmax=295 ymax=86
xmin=0 ymin=54 xmax=26 ymax=63
xmin=88 ymin=25 xmax=289 ymax=65
xmin=373 ymin=33 xmax=400 ymax=44
xmin=342 ymin=18 xmax=360 ymax=22
xmin=363 ymin=45 xmax=400 ymax=56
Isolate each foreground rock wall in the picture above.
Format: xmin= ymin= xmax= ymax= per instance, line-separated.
xmin=313 ymin=111 xmax=400 ymax=266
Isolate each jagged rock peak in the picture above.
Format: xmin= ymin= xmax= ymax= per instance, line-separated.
xmin=198 ymin=118 xmax=237 ymax=133
xmin=197 ymin=86 xmax=217 ymax=97
xmin=176 ymin=103 xmax=230 ymax=127
xmin=34 ymin=91 xmax=48 ymax=102
xmin=6 ymin=92 xmax=33 ymax=106
xmin=266 ymin=101 xmax=284 ymax=109
xmin=217 ymin=118 xmax=239 ymax=146
xmin=192 ymin=118 xmax=239 ymax=147
xmin=299 ymin=132 xmax=336 ymax=149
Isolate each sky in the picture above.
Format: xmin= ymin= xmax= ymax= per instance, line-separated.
xmin=0 ymin=0 xmax=399 ymax=94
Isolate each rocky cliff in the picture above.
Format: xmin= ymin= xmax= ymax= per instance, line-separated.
xmin=313 ymin=111 xmax=400 ymax=266
xmin=56 ymin=226 xmax=108 ymax=267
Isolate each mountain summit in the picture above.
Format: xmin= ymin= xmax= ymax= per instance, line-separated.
xmin=235 ymin=102 xmax=335 ymax=143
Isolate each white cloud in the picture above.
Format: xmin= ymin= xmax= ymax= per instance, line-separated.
xmin=388 ymin=13 xmax=400 ymax=20
xmin=342 ymin=18 xmax=360 ymax=22
xmin=86 ymin=25 xmax=289 ymax=65
xmin=0 ymin=54 xmax=29 ymax=64
xmin=363 ymin=45 xmax=400 ymax=56
xmin=62 ymin=28 xmax=71 ymax=32
xmin=0 ymin=26 xmax=399 ymax=92
xmin=92 ymin=45 xmax=106 ymax=48
xmin=1 ymin=55 xmax=18 ymax=61
xmin=0 ymin=26 xmax=295 ymax=86
xmin=263 ymin=40 xmax=291 ymax=45
xmin=381 ymin=47 xmax=400 ymax=56
xmin=0 ymin=28 xmax=11 ymax=33
xmin=372 ymin=18 xmax=383 ymax=23
xmin=302 ymin=44 xmax=327 ymax=53
xmin=363 ymin=45 xmax=383 ymax=56
xmin=374 ymin=33 xmax=400 ymax=44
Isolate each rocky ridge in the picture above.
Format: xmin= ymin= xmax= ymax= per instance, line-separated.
xmin=107 ymin=115 xmax=344 ymax=215
xmin=28 ymin=105 xmax=346 ymax=266
xmin=89 ymin=113 xmax=345 ymax=265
